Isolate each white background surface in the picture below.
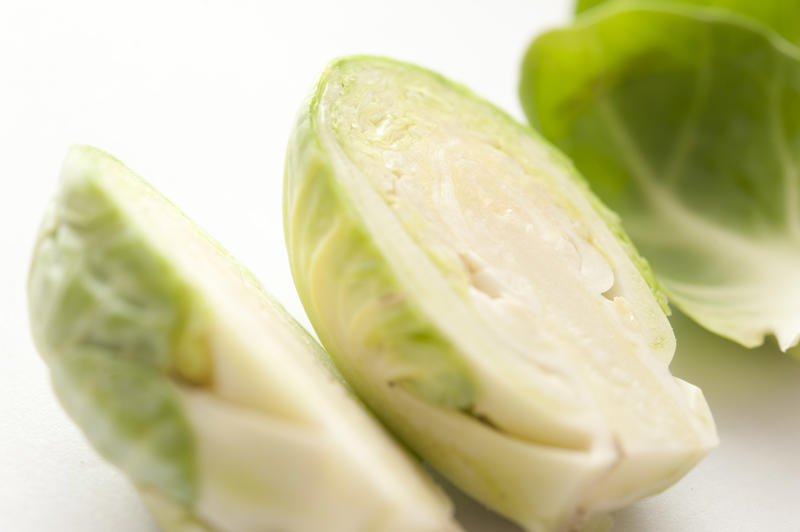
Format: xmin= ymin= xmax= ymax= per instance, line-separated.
xmin=1 ymin=1 xmax=799 ymax=531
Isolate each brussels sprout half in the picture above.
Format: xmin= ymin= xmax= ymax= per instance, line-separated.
xmin=285 ymin=56 xmax=717 ymax=532
xmin=28 ymin=145 xmax=459 ymax=532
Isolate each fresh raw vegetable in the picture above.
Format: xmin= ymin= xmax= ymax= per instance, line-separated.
xmin=576 ymin=0 xmax=800 ymax=45
xmin=521 ymin=1 xmax=800 ymax=351
xmin=284 ymin=56 xmax=717 ymax=532
xmin=27 ymin=145 xmax=460 ymax=532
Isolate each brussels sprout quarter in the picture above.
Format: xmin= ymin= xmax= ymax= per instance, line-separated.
xmin=28 ymin=146 xmax=460 ymax=532
xmin=284 ymin=56 xmax=718 ymax=532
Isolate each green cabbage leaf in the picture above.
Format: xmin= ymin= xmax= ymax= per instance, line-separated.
xmin=521 ymin=1 xmax=800 ymax=351
xmin=576 ymin=0 xmax=800 ymax=45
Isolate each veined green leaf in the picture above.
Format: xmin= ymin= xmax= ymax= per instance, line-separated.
xmin=521 ymin=2 xmax=800 ymax=351
xmin=575 ymin=0 xmax=800 ymax=46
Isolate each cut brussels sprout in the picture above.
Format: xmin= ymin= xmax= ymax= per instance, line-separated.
xmin=28 ymin=145 xmax=460 ymax=532
xmin=284 ymin=56 xmax=718 ymax=532
xmin=520 ymin=2 xmax=800 ymax=351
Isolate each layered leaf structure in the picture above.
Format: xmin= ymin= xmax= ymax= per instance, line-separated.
xmin=285 ymin=56 xmax=717 ymax=532
xmin=28 ymin=145 xmax=459 ymax=532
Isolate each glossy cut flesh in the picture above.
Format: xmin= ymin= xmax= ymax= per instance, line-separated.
xmin=285 ymin=57 xmax=717 ymax=531
xmin=28 ymin=146 xmax=459 ymax=532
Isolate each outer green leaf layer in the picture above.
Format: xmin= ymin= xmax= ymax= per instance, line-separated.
xmin=522 ymin=2 xmax=800 ymax=350
xmin=576 ymin=0 xmax=800 ymax=46
xmin=28 ymin=149 xmax=199 ymax=503
xmin=285 ymin=96 xmax=477 ymax=411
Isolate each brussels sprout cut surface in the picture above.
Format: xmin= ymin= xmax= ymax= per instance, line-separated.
xmin=521 ymin=2 xmax=800 ymax=351
xmin=28 ymin=146 xmax=459 ymax=532
xmin=285 ymin=56 xmax=718 ymax=532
